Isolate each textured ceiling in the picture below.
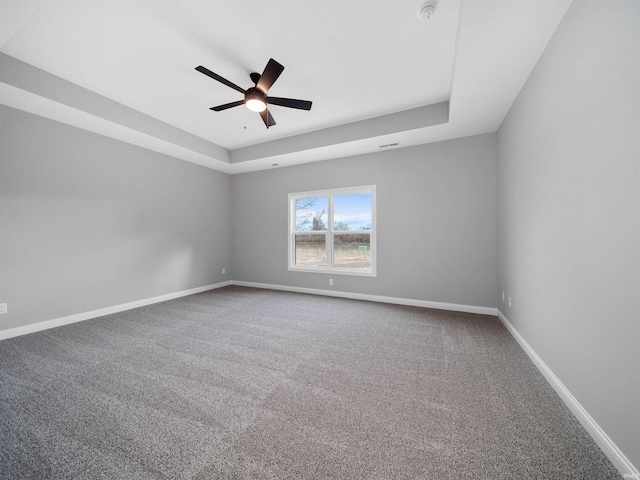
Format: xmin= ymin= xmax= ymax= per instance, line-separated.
xmin=0 ymin=0 xmax=572 ymax=173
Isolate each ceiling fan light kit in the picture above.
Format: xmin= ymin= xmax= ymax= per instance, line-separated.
xmin=196 ymin=58 xmax=312 ymax=129
xmin=245 ymin=89 xmax=267 ymax=112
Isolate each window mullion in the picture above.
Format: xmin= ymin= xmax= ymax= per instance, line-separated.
xmin=327 ymin=194 xmax=334 ymax=270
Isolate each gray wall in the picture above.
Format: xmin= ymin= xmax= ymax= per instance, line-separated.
xmin=232 ymin=134 xmax=497 ymax=308
xmin=0 ymin=106 xmax=232 ymax=331
xmin=497 ymin=0 xmax=639 ymax=468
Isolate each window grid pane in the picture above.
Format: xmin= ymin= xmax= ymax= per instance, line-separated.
xmin=333 ymin=193 xmax=372 ymax=231
xmin=332 ymin=233 xmax=371 ymax=269
xmin=294 ymin=233 xmax=326 ymax=267
xmin=295 ymin=196 xmax=328 ymax=232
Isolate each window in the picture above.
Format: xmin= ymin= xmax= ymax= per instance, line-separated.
xmin=288 ymin=185 xmax=376 ymax=276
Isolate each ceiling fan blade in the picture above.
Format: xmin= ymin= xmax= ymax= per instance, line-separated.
xmin=267 ymin=96 xmax=313 ymax=111
xmin=210 ymin=100 xmax=245 ymax=111
xmin=195 ymin=66 xmax=246 ymax=94
xmin=256 ymin=58 xmax=284 ymax=93
xmin=259 ymin=108 xmax=276 ymax=129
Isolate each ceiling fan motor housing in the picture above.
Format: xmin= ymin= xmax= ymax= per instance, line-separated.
xmin=250 ymin=72 xmax=261 ymax=85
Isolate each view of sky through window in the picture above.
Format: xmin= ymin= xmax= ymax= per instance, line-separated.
xmin=295 ymin=193 xmax=372 ymax=231
xmin=333 ymin=193 xmax=372 ymax=230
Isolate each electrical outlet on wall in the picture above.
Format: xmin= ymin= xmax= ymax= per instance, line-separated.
xmin=0 ymin=303 xmax=7 ymax=314
xmin=329 ymin=279 xmax=333 ymax=286
xmin=222 ymin=268 xmax=226 ymax=275
xmin=508 ymin=296 xmax=512 ymax=308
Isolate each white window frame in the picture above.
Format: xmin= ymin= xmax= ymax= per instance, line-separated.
xmin=288 ymin=185 xmax=376 ymax=277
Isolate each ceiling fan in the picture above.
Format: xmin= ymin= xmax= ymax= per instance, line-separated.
xmin=195 ymin=58 xmax=312 ymax=129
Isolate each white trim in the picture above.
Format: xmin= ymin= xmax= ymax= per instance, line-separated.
xmin=496 ymin=310 xmax=639 ymax=479
xmin=0 ymin=280 xmax=495 ymax=341
xmin=0 ymin=281 xmax=232 ymax=341
xmin=231 ymin=280 xmax=497 ymax=316
xmin=287 ymin=265 xmax=376 ymax=277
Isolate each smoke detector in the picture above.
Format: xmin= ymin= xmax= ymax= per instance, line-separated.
xmin=418 ymin=1 xmax=438 ymax=20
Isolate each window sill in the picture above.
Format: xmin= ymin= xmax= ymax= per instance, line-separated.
xmin=288 ymin=266 xmax=376 ymax=277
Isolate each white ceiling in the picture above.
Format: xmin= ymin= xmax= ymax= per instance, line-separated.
xmin=0 ymin=0 xmax=572 ymax=174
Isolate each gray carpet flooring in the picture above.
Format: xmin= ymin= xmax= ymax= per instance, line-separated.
xmin=0 ymin=286 xmax=620 ymax=479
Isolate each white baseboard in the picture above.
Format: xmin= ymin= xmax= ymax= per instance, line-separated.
xmin=231 ymin=280 xmax=498 ymax=316
xmin=0 ymin=281 xmax=233 ymax=341
xmin=0 ymin=280 xmax=495 ymax=340
xmin=496 ymin=309 xmax=639 ymax=478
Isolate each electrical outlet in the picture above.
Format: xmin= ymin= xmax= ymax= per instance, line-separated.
xmin=508 ymin=296 xmax=512 ymax=308
xmin=0 ymin=303 xmax=7 ymax=314
xmin=502 ymin=292 xmax=505 ymax=302
xmin=329 ymin=279 xmax=333 ymax=286
xmin=222 ymin=268 xmax=226 ymax=275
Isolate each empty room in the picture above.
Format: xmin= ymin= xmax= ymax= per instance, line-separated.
xmin=1 ymin=0 xmax=638 ymax=478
